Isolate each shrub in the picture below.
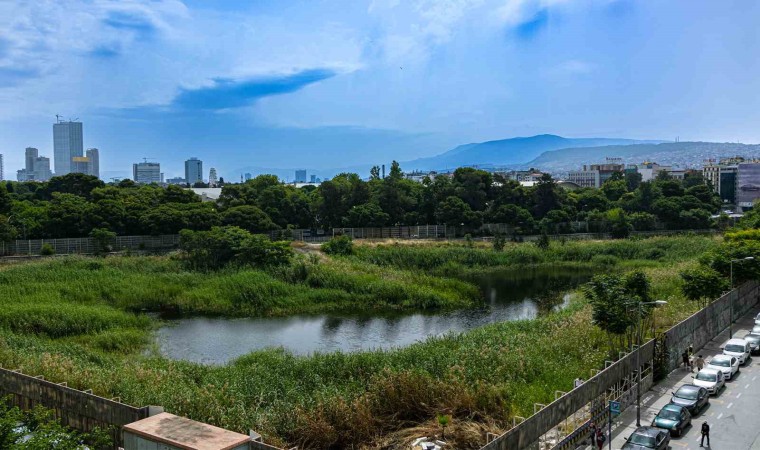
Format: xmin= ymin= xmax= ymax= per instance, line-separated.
xmin=90 ymin=227 xmax=117 ymax=255
xmin=493 ymin=233 xmax=506 ymax=252
xmin=322 ymin=235 xmax=354 ymax=256
xmin=40 ymin=243 xmax=55 ymax=256
xmin=180 ymin=226 xmax=292 ymax=270
xmin=590 ymin=254 xmax=620 ymax=268
xmin=534 ymin=233 xmax=550 ymax=251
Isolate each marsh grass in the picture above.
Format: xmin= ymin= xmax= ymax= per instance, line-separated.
xmin=0 ymin=235 xmax=718 ymax=449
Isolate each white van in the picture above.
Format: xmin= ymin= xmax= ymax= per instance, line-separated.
xmin=723 ymin=338 xmax=752 ymax=365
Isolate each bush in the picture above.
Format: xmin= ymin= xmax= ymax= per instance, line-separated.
xmin=493 ymin=233 xmax=506 ymax=252
xmin=322 ymin=235 xmax=354 ymax=256
xmin=535 ymin=233 xmax=550 ymax=251
xmin=40 ymin=243 xmax=55 ymax=256
xmin=90 ymin=227 xmax=117 ymax=255
xmin=180 ymin=226 xmax=292 ymax=270
xmin=590 ymin=254 xmax=620 ymax=268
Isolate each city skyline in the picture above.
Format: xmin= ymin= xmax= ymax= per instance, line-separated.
xmin=2 ymin=1 xmax=760 ymax=179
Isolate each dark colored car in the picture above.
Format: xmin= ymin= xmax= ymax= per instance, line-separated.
xmin=652 ymin=403 xmax=691 ymax=436
xmin=621 ymin=426 xmax=671 ymax=450
xmin=670 ymin=384 xmax=709 ymax=415
xmin=744 ymin=333 xmax=760 ymax=355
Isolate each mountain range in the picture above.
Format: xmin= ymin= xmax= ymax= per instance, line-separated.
xmin=231 ymin=134 xmax=760 ymax=181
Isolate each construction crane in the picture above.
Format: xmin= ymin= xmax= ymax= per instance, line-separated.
xmin=142 ymin=157 xmax=156 ymax=163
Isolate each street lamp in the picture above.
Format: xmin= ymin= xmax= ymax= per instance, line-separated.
xmin=627 ymin=299 xmax=668 ymax=427
xmin=729 ymin=257 xmax=754 ymax=338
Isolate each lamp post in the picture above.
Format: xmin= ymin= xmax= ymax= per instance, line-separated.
xmin=628 ymin=299 xmax=668 ymax=427
xmin=729 ymin=257 xmax=754 ymax=338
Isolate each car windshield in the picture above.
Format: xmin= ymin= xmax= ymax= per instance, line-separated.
xmin=711 ymin=358 xmax=730 ymax=367
xmin=675 ymin=387 xmax=699 ymax=400
xmin=657 ymin=409 xmax=681 ymax=420
xmin=629 ymin=433 xmax=656 ymax=446
xmin=726 ymin=344 xmax=746 ymax=353
xmin=696 ymin=371 xmax=717 ymax=382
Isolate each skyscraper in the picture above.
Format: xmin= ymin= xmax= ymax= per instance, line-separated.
xmin=53 ymin=119 xmax=83 ymax=176
xmin=133 ymin=162 xmax=161 ymax=184
xmin=295 ymin=169 xmax=307 ymax=183
xmin=33 ymin=157 xmax=52 ymax=181
xmin=25 ymin=147 xmax=38 ymax=174
xmin=86 ymin=148 xmax=99 ymax=178
xmin=209 ymin=168 xmax=218 ymax=187
xmin=185 ymin=158 xmax=203 ymax=185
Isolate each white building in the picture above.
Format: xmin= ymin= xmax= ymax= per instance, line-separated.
xmin=209 ymin=167 xmax=218 ymax=187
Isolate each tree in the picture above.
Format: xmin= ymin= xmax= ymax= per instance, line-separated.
xmin=0 ymin=215 xmax=16 ymax=242
xmin=322 ymin=235 xmax=354 ymax=256
xmin=42 ymin=173 xmax=105 ymax=200
xmin=370 ymin=165 xmax=381 ymax=180
xmin=221 ymin=205 xmax=278 ymax=233
xmin=532 ymin=173 xmax=563 ymax=218
xmin=681 ymin=266 xmax=729 ymax=307
xmin=435 ymin=196 xmax=481 ymax=227
xmin=607 ymin=208 xmax=632 ymax=239
xmin=0 ymin=183 xmax=10 ymax=215
xmin=602 ymin=179 xmax=627 ymax=202
xmin=625 ymin=171 xmax=643 ymax=191
xmin=89 ymin=228 xmax=117 ymax=255
xmin=346 ymin=203 xmax=390 ymax=227
xmin=584 ymin=274 xmax=637 ymax=352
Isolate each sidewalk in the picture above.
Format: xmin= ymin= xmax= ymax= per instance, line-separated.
xmin=587 ymin=304 xmax=760 ymax=450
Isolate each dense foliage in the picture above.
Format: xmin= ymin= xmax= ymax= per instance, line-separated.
xmin=0 ymin=164 xmax=721 ymax=242
xmin=0 ymin=398 xmax=111 ymax=449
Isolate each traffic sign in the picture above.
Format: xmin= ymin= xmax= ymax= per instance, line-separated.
xmin=610 ymin=401 xmax=621 ymax=415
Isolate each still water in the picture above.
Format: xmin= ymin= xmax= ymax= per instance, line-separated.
xmin=155 ymin=268 xmax=593 ymax=364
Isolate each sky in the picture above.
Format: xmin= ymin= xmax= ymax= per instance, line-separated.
xmin=1 ymin=0 xmax=760 ymax=180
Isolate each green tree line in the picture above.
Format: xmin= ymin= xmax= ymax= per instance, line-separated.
xmin=0 ymin=162 xmax=722 ymax=241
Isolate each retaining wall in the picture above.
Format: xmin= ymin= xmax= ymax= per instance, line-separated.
xmin=0 ymin=368 xmax=153 ymax=447
xmin=663 ymin=280 xmax=760 ymax=372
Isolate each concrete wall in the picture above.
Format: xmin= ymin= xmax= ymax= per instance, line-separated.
xmin=480 ymin=340 xmax=655 ymax=450
xmin=0 ymin=367 xmax=151 ymax=447
xmin=663 ymin=280 xmax=759 ymax=372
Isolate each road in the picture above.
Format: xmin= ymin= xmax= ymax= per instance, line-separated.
xmin=602 ymin=305 xmax=760 ymax=450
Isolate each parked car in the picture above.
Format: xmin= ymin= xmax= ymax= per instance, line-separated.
xmin=706 ymin=354 xmax=740 ymax=380
xmin=752 ymin=324 xmax=760 ymax=334
xmin=622 ymin=426 xmax=671 ymax=450
xmin=651 ymin=403 xmax=692 ymax=436
xmin=744 ymin=333 xmax=760 ymax=354
xmin=693 ymin=368 xmax=725 ymax=395
xmin=670 ymin=384 xmax=709 ymax=415
xmin=723 ymin=338 xmax=751 ymax=365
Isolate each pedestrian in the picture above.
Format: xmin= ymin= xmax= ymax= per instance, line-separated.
xmin=574 ymin=377 xmax=584 ymax=388
xmin=589 ymin=422 xmax=597 ymax=445
xmin=682 ymin=350 xmax=692 ymax=371
xmin=701 ymin=421 xmax=710 ymax=447
xmin=696 ymin=354 xmax=705 ymax=372
xmin=595 ymin=428 xmax=606 ymax=450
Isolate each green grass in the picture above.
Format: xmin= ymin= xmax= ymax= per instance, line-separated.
xmin=0 ymin=235 xmax=720 ymax=449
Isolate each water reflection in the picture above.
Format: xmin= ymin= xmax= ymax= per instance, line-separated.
xmin=155 ymin=268 xmax=593 ymax=364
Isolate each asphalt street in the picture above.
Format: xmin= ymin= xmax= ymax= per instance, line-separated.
xmin=600 ymin=306 xmax=760 ymax=450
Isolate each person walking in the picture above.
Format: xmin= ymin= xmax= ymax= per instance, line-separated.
xmin=701 ymin=421 xmax=710 ymax=447
xmin=682 ymin=350 xmax=692 ymax=371
xmin=588 ymin=422 xmax=597 ymax=446
xmin=695 ymin=354 xmax=705 ymax=372
xmin=595 ymin=428 xmax=606 ymax=450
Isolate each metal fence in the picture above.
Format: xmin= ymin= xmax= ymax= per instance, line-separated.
xmin=0 ymin=235 xmax=180 ymax=257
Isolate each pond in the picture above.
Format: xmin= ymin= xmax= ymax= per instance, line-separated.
xmin=155 ymin=268 xmax=593 ymax=364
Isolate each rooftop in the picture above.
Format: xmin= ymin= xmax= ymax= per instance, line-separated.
xmin=123 ymin=412 xmax=250 ymax=450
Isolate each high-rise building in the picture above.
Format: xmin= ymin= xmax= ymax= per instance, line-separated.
xmin=736 ymin=162 xmax=760 ymax=211
xmin=209 ymin=168 xmax=218 ymax=187
xmin=53 ymin=119 xmax=83 ymax=176
xmin=25 ymin=147 xmax=38 ymax=174
xmin=310 ymin=174 xmax=316 ymax=183
xmin=71 ymin=156 xmax=91 ymax=175
xmin=295 ymin=169 xmax=307 ymax=183
xmin=133 ymin=162 xmax=161 ymax=184
xmin=86 ymin=148 xmax=99 ymax=178
xmin=166 ymin=177 xmax=187 ymax=185
xmin=185 ymin=158 xmax=203 ymax=185
xmin=32 ymin=157 xmax=52 ymax=181
xmin=0 ymin=154 xmax=4 ymax=181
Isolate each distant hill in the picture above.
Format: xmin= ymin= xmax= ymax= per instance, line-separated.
xmin=401 ymin=134 xmax=663 ymax=171
xmin=523 ymin=141 xmax=760 ymax=174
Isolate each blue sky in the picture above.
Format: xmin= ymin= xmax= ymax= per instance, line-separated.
xmin=1 ymin=0 xmax=759 ymax=180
